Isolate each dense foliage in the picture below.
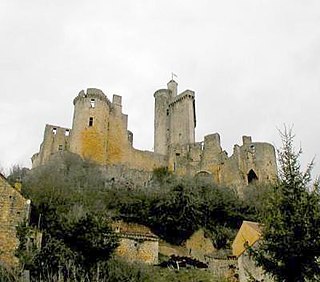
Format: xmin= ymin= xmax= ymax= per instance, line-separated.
xmin=20 ymin=154 xmax=254 ymax=249
xmin=9 ymin=152 xmax=260 ymax=280
xmin=252 ymin=129 xmax=320 ymax=282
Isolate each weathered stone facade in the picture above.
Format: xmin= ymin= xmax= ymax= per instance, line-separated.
xmin=112 ymin=221 xmax=158 ymax=264
xmin=32 ymin=80 xmax=277 ymax=190
xmin=0 ymin=174 xmax=30 ymax=268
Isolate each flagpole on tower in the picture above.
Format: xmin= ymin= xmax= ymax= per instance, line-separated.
xmin=171 ymin=72 xmax=177 ymax=81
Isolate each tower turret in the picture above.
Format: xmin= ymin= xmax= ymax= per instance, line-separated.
xmin=167 ymin=80 xmax=178 ymax=98
xmin=154 ymin=89 xmax=170 ymax=155
xmin=69 ymin=88 xmax=111 ymax=164
xmin=154 ymin=79 xmax=196 ymax=156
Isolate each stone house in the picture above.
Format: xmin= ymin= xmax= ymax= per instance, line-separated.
xmin=112 ymin=221 xmax=159 ymax=264
xmin=232 ymin=221 xmax=273 ymax=282
xmin=0 ymin=173 xmax=30 ymax=268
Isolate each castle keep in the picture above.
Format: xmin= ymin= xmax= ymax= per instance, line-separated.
xmin=32 ymin=80 xmax=277 ymax=189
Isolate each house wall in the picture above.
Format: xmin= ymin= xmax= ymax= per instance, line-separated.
xmin=115 ymin=237 xmax=158 ymax=264
xmin=0 ymin=176 xmax=30 ymax=268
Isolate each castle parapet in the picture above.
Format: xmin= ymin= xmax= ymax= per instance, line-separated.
xmin=169 ymin=89 xmax=195 ymax=106
xmin=73 ymin=88 xmax=111 ymax=106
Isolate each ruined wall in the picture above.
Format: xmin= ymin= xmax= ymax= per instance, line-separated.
xmin=32 ymin=124 xmax=71 ymax=167
xmin=0 ymin=175 xmax=30 ymax=268
xmin=33 ymin=88 xmax=166 ymax=174
xmin=169 ymin=133 xmax=277 ymax=189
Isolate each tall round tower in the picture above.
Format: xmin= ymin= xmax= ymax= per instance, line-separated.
xmin=154 ymin=89 xmax=170 ymax=155
xmin=69 ymin=88 xmax=111 ymax=164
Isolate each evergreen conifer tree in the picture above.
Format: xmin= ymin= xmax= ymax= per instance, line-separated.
xmin=253 ymin=129 xmax=320 ymax=281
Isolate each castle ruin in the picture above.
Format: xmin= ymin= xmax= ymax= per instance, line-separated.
xmin=32 ymin=80 xmax=277 ymax=190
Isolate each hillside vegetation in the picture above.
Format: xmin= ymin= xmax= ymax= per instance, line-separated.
xmin=5 ymin=153 xmax=268 ymax=281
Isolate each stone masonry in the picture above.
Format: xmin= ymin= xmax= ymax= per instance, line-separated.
xmin=112 ymin=221 xmax=159 ymax=264
xmin=32 ymin=80 xmax=277 ymax=190
xmin=0 ymin=174 xmax=30 ymax=268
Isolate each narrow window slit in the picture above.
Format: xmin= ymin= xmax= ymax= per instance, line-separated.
xmin=89 ymin=117 xmax=94 ymax=127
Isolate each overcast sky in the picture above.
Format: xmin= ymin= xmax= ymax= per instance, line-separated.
xmin=0 ymin=0 xmax=319 ymax=178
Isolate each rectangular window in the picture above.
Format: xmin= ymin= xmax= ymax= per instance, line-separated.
xmin=65 ymin=129 xmax=70 ymax=136
xmin=58 ymin=144 xmax=63 ymax=151
xmin=90 ymin=99 xmax=95 ymax=108
xmin=89 ymin=117 xmax=94 ymax=127
xmin=52 ymin=128 xmax=57 ymax=135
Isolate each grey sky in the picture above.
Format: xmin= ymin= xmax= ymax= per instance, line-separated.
xmin=1 ymin=0 xmax=319 ymax=178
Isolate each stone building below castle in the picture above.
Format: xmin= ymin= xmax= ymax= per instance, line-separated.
xmin=0 ymin=173 xmax=30 ymax=268
xmin=32 ymin=80 xmax=277 ymax=190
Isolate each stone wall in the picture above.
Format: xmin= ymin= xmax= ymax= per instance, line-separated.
xmin=115 ymin=237 xmax=158 ymax=264
xmin=238 ymin=251 xmax=273 ymax=282
xmin=112 ymin=221 xmax=159 ymax=264
xmin=0 ymin=174 xmax=30 ymax=268
xmin=32 ymin=124 xmax=71 ymax=167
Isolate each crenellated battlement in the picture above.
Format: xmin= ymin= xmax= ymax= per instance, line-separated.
xmin=73 ymin=88 xmax=112 ymax=106
xmin=169 ymin=90 xmax=195 ymax=106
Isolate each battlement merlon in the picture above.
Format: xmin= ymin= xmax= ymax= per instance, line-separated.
xmin=242 ymin=136 xmax=252 ymax=145
xmin=73 ymin=88 xmax=112 ymax=106
xmin=112 ymin=94 xmax=123 ymax=113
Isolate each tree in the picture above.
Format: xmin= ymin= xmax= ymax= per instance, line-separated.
xmin=253 ymin=128 xmax=320 ymax=281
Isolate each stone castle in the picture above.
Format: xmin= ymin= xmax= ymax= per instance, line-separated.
xmin=32 ymin=80 xmax=277 ymax=190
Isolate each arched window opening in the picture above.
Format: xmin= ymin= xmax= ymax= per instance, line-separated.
xmin=195 ymin=170 xmax=212 ymax=181
xmin=248 ymin=169 xmax=258 ymax=184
